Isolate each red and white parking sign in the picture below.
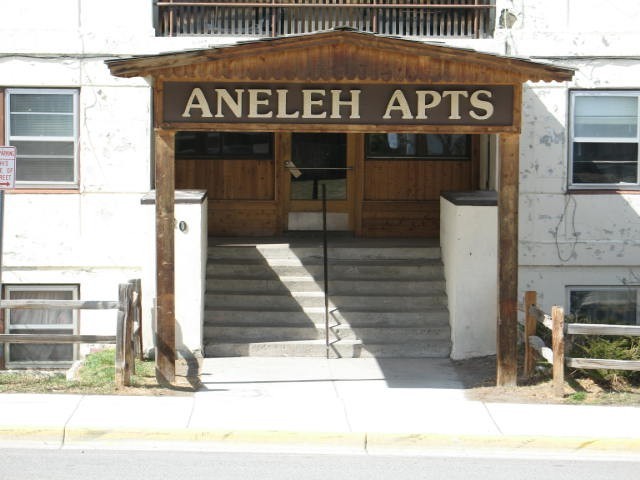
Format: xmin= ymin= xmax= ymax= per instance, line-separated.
xmin=0 ymin=146 xmax=16 ymax=189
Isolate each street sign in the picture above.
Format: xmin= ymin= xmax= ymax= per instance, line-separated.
xmin=0 ymin=146 xmax=16 ymax=189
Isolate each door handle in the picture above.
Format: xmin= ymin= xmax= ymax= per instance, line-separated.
xmin=284 ymin=160 xmax=302 ymax=178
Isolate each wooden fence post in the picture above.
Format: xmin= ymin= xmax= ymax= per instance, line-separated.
xmin=116 ymin=282 xmax=134 ymax=389
xmin=115 ymin=283 xmax=127 ymax=389
xmin=552 ymin=306 xmax=565 ymax=397
xmin=523 ymin=290 xmax=537 ymax=379
xmin=132 ymin=278 xmax=143 ymax=361
xmin=125 ymin=280 xmax=136 ymax=378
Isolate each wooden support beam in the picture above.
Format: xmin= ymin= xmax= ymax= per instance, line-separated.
xmin=497 ymin=133 xmax=519 ymax=387
xmin=155 ymin=128 xmax=176 ymax=385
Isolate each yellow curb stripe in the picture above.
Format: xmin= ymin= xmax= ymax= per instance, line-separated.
xmin=3 ymin=426 xmax=640 ymax=454
xmin=64 ymin=427 xmax=366 ymax=448
xmin=366 ymin=433 xmax=640 ymax=453
xmin=0 ymin=426 xmax=64 ymax=444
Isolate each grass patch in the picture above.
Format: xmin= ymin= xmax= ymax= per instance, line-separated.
xmin=567 ymin=391 xmax=587 ymax=404
xmin=0 ymin=349 xmax=183 ymax=395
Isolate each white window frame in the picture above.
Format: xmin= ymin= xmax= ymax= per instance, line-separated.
xmin=4 ymin=88 xmax=79 ymax=189
xmin=569 ymin=90 xmax=640 ymax=190
xmin=4 ymin=284 xmax=79 ymax=368
xmin=566 ymin=285 xmax=640 ymax=326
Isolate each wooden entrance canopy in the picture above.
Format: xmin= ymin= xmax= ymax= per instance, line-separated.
xmin=107 ymin=28 xmax=573 ymax=386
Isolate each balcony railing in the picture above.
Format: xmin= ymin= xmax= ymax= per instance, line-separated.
xmin=155 ymin=1 xmax=495 ymax=38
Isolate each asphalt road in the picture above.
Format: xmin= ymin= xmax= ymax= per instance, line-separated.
xmin=1 ymin=448 xmax=640 ymax=480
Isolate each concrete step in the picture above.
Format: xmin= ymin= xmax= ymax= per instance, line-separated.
xmin=204 ymin=339 xmax=451 ymax=358
xmin=204 ymin=308 xmax=450 ymax=327
xmin=206 ymin=278 xmax=446 ymax=295
xmin=204 ymin=325 xmax=451 ymax=343
xmin=204 ymin=238 xmax=450 ymax=359
xmin=208 ymin=245 xmax=441 ymax=261
xmin=205 ymin=293 xmax=447 ymax=310
xmin=206 ymin=260 xmax=444 ymax=280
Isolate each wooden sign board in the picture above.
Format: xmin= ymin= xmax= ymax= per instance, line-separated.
xmin=163 ymin=83 xmax=514 ymax=127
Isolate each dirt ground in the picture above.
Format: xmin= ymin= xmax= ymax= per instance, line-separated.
xmin=453 ymin=355 xmax=640 ymax=406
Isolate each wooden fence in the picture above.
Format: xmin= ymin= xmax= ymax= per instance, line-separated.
xmin=522 ymin=290 xmax=640 ymax=397
xmin=0 ymin=279 xmax=142 ymax=389
xmin=155 ymin=0 xmax=495 ymax=38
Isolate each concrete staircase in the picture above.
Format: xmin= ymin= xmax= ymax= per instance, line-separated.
xmin=204 ymin=236 xmax=451 ymax=358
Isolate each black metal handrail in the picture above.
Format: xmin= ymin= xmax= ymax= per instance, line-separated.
xmin=321 ymin=183 xmax=330 ymax=358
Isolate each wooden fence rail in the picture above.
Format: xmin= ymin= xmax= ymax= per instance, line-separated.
xmin=0 ymin=279 xmax=142 ymax=389
xmin=520 ymin=290 xmax=640 ymax=397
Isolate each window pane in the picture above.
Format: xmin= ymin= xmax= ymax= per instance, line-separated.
xmin=570 ymin=289 xmax=638 ymax=325
xmin=368 ymin=133 xmax=417 ymax=156
xmin=10 ymin=113 xmax=74 ymax=137
xmin=175 ymin=132 xmax=221 ymax=158
xmin=10 ymin=93 xmax=73 ymax=114
xmin=291 ymin=133 xmax=346 ymax=200
xmin=574 ymin=96 xmax=638 ymax=138
xmin=8 ymin=328 xmax=74 ymax=363
xmin=222 ymin=132 xmax=272 ymax=156
xmin=366 ymin=133 xmax=470 ymax=158
xmin=572 ymin=142 xmax=638 ymax=184
xmin=8 ymin=289 xmax=74 ymax=325
xmin=175 ymin=132 xmax=272 ymax=159
xmin=16 ymin=157 xmax=75 ymax=182
xmin=11 ymin=140 xmax=74 ymax=157
xmin=426 ymin=134 xmax=469 ymax=157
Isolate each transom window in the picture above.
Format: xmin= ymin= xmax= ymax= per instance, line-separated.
xmin=569 ymin=91 xmax=640 ymax=188
xmin=4 ymin=284 xmax=79 ymax=368
xmin=366 ymin=133 xmax=470 ymax=160
xmin=5 ymin=89 xmax=79 ymax=188
xmin=568 ymin=286 xmax=640 ymax=326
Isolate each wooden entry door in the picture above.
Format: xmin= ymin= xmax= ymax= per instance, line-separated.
xmin=283 ymin=133 xmax=355 ymax=231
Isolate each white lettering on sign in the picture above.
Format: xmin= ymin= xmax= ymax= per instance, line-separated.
xmin=330 ymin=89 xmax=361 ymax=119
xmin=415 ymin=91 xmax=442 ymax=120
xmin=179 ymin=87 xmax=499 ymax=123
xmin=469 ymin=90 xmax=494 ymax=120
xmin=383 ymin=90 xmax=413 ymax=119
xmin=0 ymin=146 xmax=16 ymax=189
xmin=181 ymin=88 xmax=212 ymax=118
xmin=276 ymin=89 xmax=300 ymax=119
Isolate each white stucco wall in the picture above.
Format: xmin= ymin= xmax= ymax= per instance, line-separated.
xmin=141 ymin=192 xmax=208 ymax=356
xmin=1 ymin=0 xmax=640 ymax=361
xmin=441 ymin=197 xmax=498 ymax=359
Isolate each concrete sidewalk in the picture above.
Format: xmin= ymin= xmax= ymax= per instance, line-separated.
xmin=1 ymin=357 xmax=639 ymax=455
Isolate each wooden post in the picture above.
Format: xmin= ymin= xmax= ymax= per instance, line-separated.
xmin=155 ymin=129 xmax=176 ymax=385
xmin=125 ymin=280 xmax=136 ymax=378
xmin=497 ymin=133 xmax=519 ymax=386
xmin=552 ymin=305 xmax=565 ymax=397
xmin=115 ymin=283 xmax=128 ymax=389
xmin=131 ymin=278 xmax=143 ymax=361
xmin=523 ymin=290 xmax=537 ymax=379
